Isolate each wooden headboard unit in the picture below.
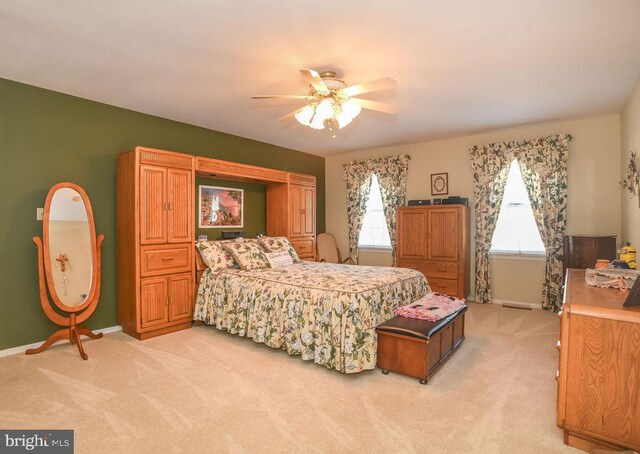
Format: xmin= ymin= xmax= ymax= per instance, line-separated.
xmin=193 ymin=155 xmax=317 ymax=285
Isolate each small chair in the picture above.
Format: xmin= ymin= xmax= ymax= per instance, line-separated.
xmin=316 ymin=233 xmax=354 ymax=264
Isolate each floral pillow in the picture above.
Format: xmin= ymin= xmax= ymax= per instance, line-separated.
xmin=265 ymin=251 xmax=294 ymax=268
xmin=223 ymin=239 xmax=271 ymax=270
xmin=257 ymin=236 xmax=300 ymax=263
xmin=196 ymin=239 xmax=241 ymax=271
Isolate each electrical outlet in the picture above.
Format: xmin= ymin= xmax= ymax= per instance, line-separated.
xmin=37 ymin=208 xmax=44 ymax=221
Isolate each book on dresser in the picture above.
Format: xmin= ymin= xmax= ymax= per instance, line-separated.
xmin=396 ymin=205 xmax=470 ymax=299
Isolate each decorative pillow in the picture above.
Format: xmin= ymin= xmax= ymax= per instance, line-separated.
xmin=257 ymin=236 xmax=300 ymax=263
xmin=266 ymin=251 xmax=294 ymax=268
xmin=196 ymin=239 xmax=241 ymax=271
xmin=223 ymin=239 xmax=271 ymax=270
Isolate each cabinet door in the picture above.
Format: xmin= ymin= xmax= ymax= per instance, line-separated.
xmin=428 ymin=208 xmax=459 ymax=261
xmin=289 ymin=185 xmax=303 ymax=237
xmin=168 ymin=273 xmax=194 ymax=321
xmin=302 ymin=186 xmax=315 ymax=236
xmin=140 ymin=277 xmax=168 ymax=328
xmin=397 ymin=209 xmax=428 ymax=259
xmin=167 ymin=168 xmax=193 ymax=243
xmin=140 ymin=165 xmax=167 ymax=244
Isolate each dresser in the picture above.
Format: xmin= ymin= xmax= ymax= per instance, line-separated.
xmin=396 ymin=205 xmax=470 ymax=298
xmin=563 ymin=235 xmax=616 ymax=272
xmin=557 ymin=269 xmax=640 ymax=452
xmin=117 ymin=147 xmax=196 ymax=339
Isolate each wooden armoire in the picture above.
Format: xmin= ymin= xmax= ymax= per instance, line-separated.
xmin=278 ymin=173 xmax=316 ymax=260
xmin=117 ymin=147 xmax=195 ymax=339
xmin=267 ymin=173 xmax=316 ymax=260
xmin=396 ymin=205 xmax=470 ymax=298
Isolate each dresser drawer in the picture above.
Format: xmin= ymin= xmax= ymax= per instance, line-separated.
xmin=398 ymin=260 xmax=458 ymax=279
xmin=427 ymin=277 xmax=458 ymax=297
xmin=141 ymin=244 xmax=192 ymax=277
xmin=291 ymin=238 xmax=314 ymax=257
xmin=423 ymin=261 xmax=458 ymax=279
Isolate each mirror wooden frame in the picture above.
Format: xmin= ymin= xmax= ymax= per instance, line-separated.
xmin=26 ymin=182 xmax=105 ymax=360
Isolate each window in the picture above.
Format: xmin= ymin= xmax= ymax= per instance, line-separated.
xmin=490 ymin=160 xmax=545 ymax=255
xmin=358 ymin=175 xmax=391 ymax=249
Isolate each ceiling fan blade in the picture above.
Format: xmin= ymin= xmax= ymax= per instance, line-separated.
xmin=251 ymin=95 xmax=311 ymax=99
xmin=299 ymin=69 xmax=330 ymax=95
xmin=350 ymin=98 xmax=398 ymax=114
xmin=278 ymin=105 xmax=309 ymax=122
xmin=342 ymin=77 xmax=397 ymax=97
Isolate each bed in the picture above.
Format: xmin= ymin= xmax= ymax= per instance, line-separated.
xmin=194 ymin=261 xmax=428 ymax=373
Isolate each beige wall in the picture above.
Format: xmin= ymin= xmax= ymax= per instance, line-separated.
xmin=325 ymin=115 xmax=621 ymax=305
xmin=621 ymin=77 xmax=640 ymax=249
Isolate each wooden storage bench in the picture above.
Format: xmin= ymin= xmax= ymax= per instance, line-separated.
xmin=376 ymin=306 xmax=467 ymax=384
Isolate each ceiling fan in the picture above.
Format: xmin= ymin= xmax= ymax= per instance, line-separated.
xmin=252 ymin=69 xmax=397 ymax=135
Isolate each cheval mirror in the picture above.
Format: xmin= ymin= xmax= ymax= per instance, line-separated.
xmin=26 ymin=182 xmax=104 ymax=360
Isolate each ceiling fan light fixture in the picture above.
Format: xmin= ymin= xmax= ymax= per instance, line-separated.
xmin=294 ymin=105 xmax=315 ymax=126
xmin=308 ymin=113 xmax=325 ymax=130
xmin=323 ymin=118 xmax=339 ymax=138
xmin=336 ymin=111 xmax=353 ymax=129
xmin=340 ymin=99 xmax=361 ymax=120
xmin=315 ymin=99 xmax=334 ymax=122
xmin=257 ymin=69 xmax=396 ymax=134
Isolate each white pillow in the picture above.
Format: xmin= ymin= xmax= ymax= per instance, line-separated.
xmin=266 ymin=251 xmax=294 ymax=268
xmin=257 ymin=236 xmax=301 ymax=263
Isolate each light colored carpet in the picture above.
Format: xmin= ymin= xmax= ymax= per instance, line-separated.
xmin=0 ymin=303 xmax=579 ymax=453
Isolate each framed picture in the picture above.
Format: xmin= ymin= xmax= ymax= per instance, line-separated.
xmin=198 ymin=185 xmax=244 ymax=228
xmin=431 ymin=172 xmax=449 ymax=196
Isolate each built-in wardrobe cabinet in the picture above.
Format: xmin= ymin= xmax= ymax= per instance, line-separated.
xmin=117 ymin=147 xmax=195 ymax=339
xmin=267 ymin=173 xmax=316 ymax=260
xmin=396 ymin=205 xmax=470 ymax=298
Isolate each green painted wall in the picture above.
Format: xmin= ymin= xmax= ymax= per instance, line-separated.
xmin=0 ymin=78 xmax=325 ymax=350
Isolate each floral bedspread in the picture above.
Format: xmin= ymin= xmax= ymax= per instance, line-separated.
xmin=194 ymin=262 xmax=429 ymax=373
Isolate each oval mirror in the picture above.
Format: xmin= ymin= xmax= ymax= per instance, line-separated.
xmin=45 ymin=186 xmax=94 ymax=309
xmin=28 ymin=182 xmax=104 ymax=360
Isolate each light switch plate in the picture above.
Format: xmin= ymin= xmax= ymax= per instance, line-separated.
xmin=37 ymin=208 xmax=44 ymax=221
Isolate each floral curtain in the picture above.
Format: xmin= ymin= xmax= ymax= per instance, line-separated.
xmin=470 ymin=144 xmax=515 ymax=304
xmin=518 ymin=135 xmax=571 ymax=311
xmin=375 ymin=155 xmax=411 ymax=265
xmin=343 ymin=164 xmax=373 ymax=264
xmin=470 ymin=134 xmax=571 ymax=310
xmin=343 ymin=155 xmax=410 ymax=264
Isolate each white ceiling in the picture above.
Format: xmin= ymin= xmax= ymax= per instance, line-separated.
xmin=1 ymin=0 xmax=640 ymax=156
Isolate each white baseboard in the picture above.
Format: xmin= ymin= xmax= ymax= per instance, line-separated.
xmin=491 ymin=299 xmax=542 ymax=310
xmin=0 ymin=325 xmax=122 ymax=358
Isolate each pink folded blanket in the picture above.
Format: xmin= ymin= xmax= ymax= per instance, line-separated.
xmin=395 ymin=293 xmax=466 ymax=322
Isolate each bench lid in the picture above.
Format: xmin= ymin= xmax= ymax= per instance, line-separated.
xmin=376 ymin=306 xmax=467 ymax=340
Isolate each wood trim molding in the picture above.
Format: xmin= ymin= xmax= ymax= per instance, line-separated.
xmin=490 ymin=299 xmax=542 ymax=310
xmin=289 ymin=172 xmax=316 ymax=186
xmin=137 ymin=146 xmax=194 ymax=170
xmin=196 ymin=156 xmax=288 ymax=183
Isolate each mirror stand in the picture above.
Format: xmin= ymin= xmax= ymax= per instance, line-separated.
xmin=26 ymin=232 xmax=105 ymax=360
